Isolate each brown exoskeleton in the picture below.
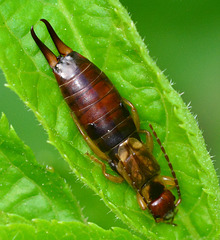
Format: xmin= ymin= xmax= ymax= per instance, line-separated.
xmin=31 ymin=19 xmax=181 ymax=224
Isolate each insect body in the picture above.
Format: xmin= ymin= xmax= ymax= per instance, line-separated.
xmin=31 ymin=19 xmax=181 ymax=224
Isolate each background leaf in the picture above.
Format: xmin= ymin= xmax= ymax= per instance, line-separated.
xmin=0 ymin=0 xmax=219 ymax=239
xmin=0 ymin=212 xmax=141 ymax=240
xmin=0 ymin=113 xmax=85 ymax=222
xmin=0 ymin=114 xmax=141 ymax=240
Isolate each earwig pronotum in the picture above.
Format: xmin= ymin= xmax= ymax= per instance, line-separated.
xmin=31 ymin=19 xmax=181 ymax=224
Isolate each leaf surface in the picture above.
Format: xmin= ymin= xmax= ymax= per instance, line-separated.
xmin=0 ymin=0 xmax=219 ymax=239
xmin=0 ymin=211 xmax=141 ymax=240
xmin=0 ymin=114 xmax=142 ymax=240
xmin=0 ymin=113 xmax=85 ymax=222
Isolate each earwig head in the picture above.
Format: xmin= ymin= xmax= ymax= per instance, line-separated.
xmin=141 ymin=178 xmax=177 ymax=224
xmin=31 ymin=19 xmax=73 ymax=68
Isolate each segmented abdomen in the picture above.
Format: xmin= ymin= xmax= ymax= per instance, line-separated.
xmin=57 ymin=52 xmax=139 ymax=160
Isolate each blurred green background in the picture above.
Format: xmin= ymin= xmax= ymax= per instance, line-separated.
xmin=0 ymin=0 xmax=219 ymax=229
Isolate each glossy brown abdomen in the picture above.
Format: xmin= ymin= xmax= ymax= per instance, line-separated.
xmin=54 ymin=52 xmax=139 ymax=160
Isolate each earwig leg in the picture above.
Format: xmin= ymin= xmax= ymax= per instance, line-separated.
xmin=138 ymin=129 xmax=154 ymax=153
xmin=155 ymin=218 xmax=164 ymax=223
xmin=86 ymin=153 xmax=124 ymax=183
xmin=161 ymin=176 xmax=176 ymax=189
xmin=175 ymin=198 xmax=182 ymax=207
xmin=71 ymin=112 xmax=108 ymax=161
xmin=122 ymin=98 xmax=154 ymax=152
xmin=137 ymin=192 xmax=147 ymax=210
xmin=71 ymin=112 xmax=124 ymax=183
xmin=123 ymin=98 xmax=140 ymax=130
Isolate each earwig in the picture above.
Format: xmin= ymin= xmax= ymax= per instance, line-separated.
xmin=31 ymin=19 xmax=181 ymax=224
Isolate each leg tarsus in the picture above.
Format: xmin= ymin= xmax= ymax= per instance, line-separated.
xmin=161 ymin=176 xmax=176 ymax=188
xmin=175 ymin=198 xmax=182 ymax=207
xmin=122 ymin=99 xmax=154 ymax=153
xmin=137 ymin=192 xmax=147 ymax=210
xmin=86 ymin=153 xmax=124 ymax=183
xmin=123 ymin=98 xmax=140 ymax=131
xmin=138 ymin=129 xmax=154 ymax=153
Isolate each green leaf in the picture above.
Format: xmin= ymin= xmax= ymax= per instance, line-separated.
xmin=0 ymin=212 xmax=141 ymax=240
xmin=0 ymin=0 xmax=219 ymax=239
xmin=0 ymin=113 xmax=85 ymax=222
xmin=0 ymin=114 xmax=141 ymax=239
